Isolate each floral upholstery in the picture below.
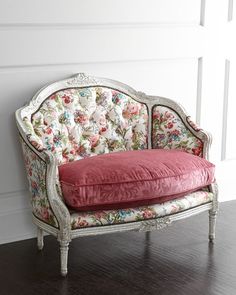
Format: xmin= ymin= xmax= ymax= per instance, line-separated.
xmin=23 ymin=87 xmax=148 ymax=164
xmin=19 ymin=84 xmax=210 ymax=231
xmin=152 ymin=106 xmax=203 ymax=156
xmin=70 ymin=190 xmax=213 ymax=229
xmin=20 ymin=138 xmax=58 ymax=227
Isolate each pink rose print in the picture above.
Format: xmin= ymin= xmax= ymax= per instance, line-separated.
xmin=77 ymin=218 xmax=89 ymax=228
xmin=165 ymin=112 xmax=174 ymax=119
xmin=75 ymin=145 xmax=86 ymax=155
xmin=123 ymin=103 xmax=141 ymax=119
xmin=41 ymin=208 xmax=50 ymax=221
xmin=74 ymin=111 xmax=89 ymax=124
xmin=62 ymin=95 xmax=71 ymax=104
xmin=153 ymin=111 xmax=160 ymax=120
xmin=142 ymin=209 xmax=155 ymax=219
xmin=45 ymin=127 xmax=53 ymax=135
xmin=94 ymin=211 xmax=106 ymax=220
xmin=170 ymin=205 xmax=179 ymax=213
xmin=128 ymin=103 xmax=140 ymax=115
xmin=167 ymin=122 xmax=174 ymax=129
xmin=89 ymin=135 xmax=100 ymax=147
xmin=99 ymin=127 xmax=107 ymax=134
xmin=192 ymin=144 xmax=203 ymax=156
xmin=50 ymin=94 xmax=57 ymax=100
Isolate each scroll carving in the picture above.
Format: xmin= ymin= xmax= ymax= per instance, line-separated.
xmin=139 ymin=217 xmax=172 ymax=232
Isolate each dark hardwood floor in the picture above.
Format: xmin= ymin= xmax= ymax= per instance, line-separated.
xmin=0 ymin=201 xmax=236 ymax=295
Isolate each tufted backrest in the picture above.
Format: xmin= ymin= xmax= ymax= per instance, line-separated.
xmin=23 ymin=86 xmax=148 ymax=164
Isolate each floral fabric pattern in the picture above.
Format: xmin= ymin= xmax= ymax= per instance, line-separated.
xmin=152 ymin=106 xmax=203 ymax=156
xmin=23 ymin=87 xmax=148 ymax=164
xmin=70 ymin=190 xmax=213 ymax=229
xmin=20 ymin=138 xmax=58 ymax=227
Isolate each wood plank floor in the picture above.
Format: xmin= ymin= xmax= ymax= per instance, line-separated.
xmin=0 ymin=201 xmax=236 ymax=295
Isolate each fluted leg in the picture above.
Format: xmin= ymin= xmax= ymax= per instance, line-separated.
xmin=37 ymin=227 xmax=44 ymax=250
xmin=60 ymin=241 xmax=69 ymax=277
xmin=209 ymin=209 xmax=217 ymax=243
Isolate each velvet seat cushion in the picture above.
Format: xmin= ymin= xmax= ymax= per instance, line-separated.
xmin=59 ymin=149 xmax=215 ymax=211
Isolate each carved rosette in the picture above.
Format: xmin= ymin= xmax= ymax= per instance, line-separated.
xmin=139 ymin=217 xmax=172 ymax=232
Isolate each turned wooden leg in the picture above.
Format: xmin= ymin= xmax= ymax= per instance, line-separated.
xmin=60 ymin=241 xmax=69 ymax=277
xmin=209 ymin=209 xmax=217 ymax=243
xmin=37 ymin=227 xmax=44 ymax=250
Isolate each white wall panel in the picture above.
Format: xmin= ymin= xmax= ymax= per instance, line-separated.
xmin=0 ymin=191 xmax=29 ymax=216
xmin=0 ymin=0 xmax=201 ymax=25
xmin=2 ymin=0 xmax=234 ymax=244
xmin=0 ymin=208 xmax=35 ymax=244
xmin=201 ymin=57 xmax=226 ymax=162
xmin=0 ymin=27 xmax=204 ymax=68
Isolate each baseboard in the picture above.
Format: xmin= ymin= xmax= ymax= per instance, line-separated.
xmin=0 ymin=190 xmax=36 ymax=245
xmin=0 ymin=232 xmax=36 ymax=245
xmin=0 ymin=206 xmax=37 ymax=245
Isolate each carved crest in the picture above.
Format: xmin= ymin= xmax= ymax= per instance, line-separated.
xmin=139 ymin=217 xmax=172 ymax=232
xmin=136 ymin=91 xmax=147 ymax=98
xmin=66 ymin=73 xmax=98 ymax=86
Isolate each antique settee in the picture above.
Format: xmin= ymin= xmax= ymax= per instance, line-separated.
xmin=15 ymin=73 xmax=218 ymax=276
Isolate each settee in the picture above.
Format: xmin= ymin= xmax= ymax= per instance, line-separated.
xmin=15 ymin=73 xmax=218 ymax=276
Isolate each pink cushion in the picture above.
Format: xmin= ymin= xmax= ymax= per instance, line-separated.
xmin=59 ymin=149 xmax=215 ymax=211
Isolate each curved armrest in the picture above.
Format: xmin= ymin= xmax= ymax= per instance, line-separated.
xmin=20 ymin=137 xmax=70 ymax=231
xmin=43 ymin=150 xmax=71 ymax=233
xmin=185 ymin=116 xmax=212 ymax=159
xmin=150 ymin=99 xmax=212 ymax=160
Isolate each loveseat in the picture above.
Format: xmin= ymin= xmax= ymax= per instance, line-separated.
xmin=15 ymin=73 xmax=218 ymax=276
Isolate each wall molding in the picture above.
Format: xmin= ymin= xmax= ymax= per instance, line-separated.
xmin=0 ymin=207 xmax=31 ymax=218
xmin=0 ymin=188 xmax=36 ymax=244
xmin=0 ymin=232 xmax=36 ymax=246
xmin=0 ymin=22 xmax=200 ymax=30
xmin=0 ymin=57 xmax=198 ymax=71
xmin=200 ymin=0 xmax=206 ymax=26
xmin=196 ymin=57 xmax=203 ymax=124
xmin=0 ymin=26 xmax=204 ymax=68
xmin=0 ymin=190 xmax=30 ymax=216
xmin=0 ymin=189 xmax=28 ymax=200
xmin=221 ymin=59 xmax=230 ymax=161
xmin=0 ymin=206 xmax=36 ymax=245
xmin=228 ymin=0 xmax=234 ymax=21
